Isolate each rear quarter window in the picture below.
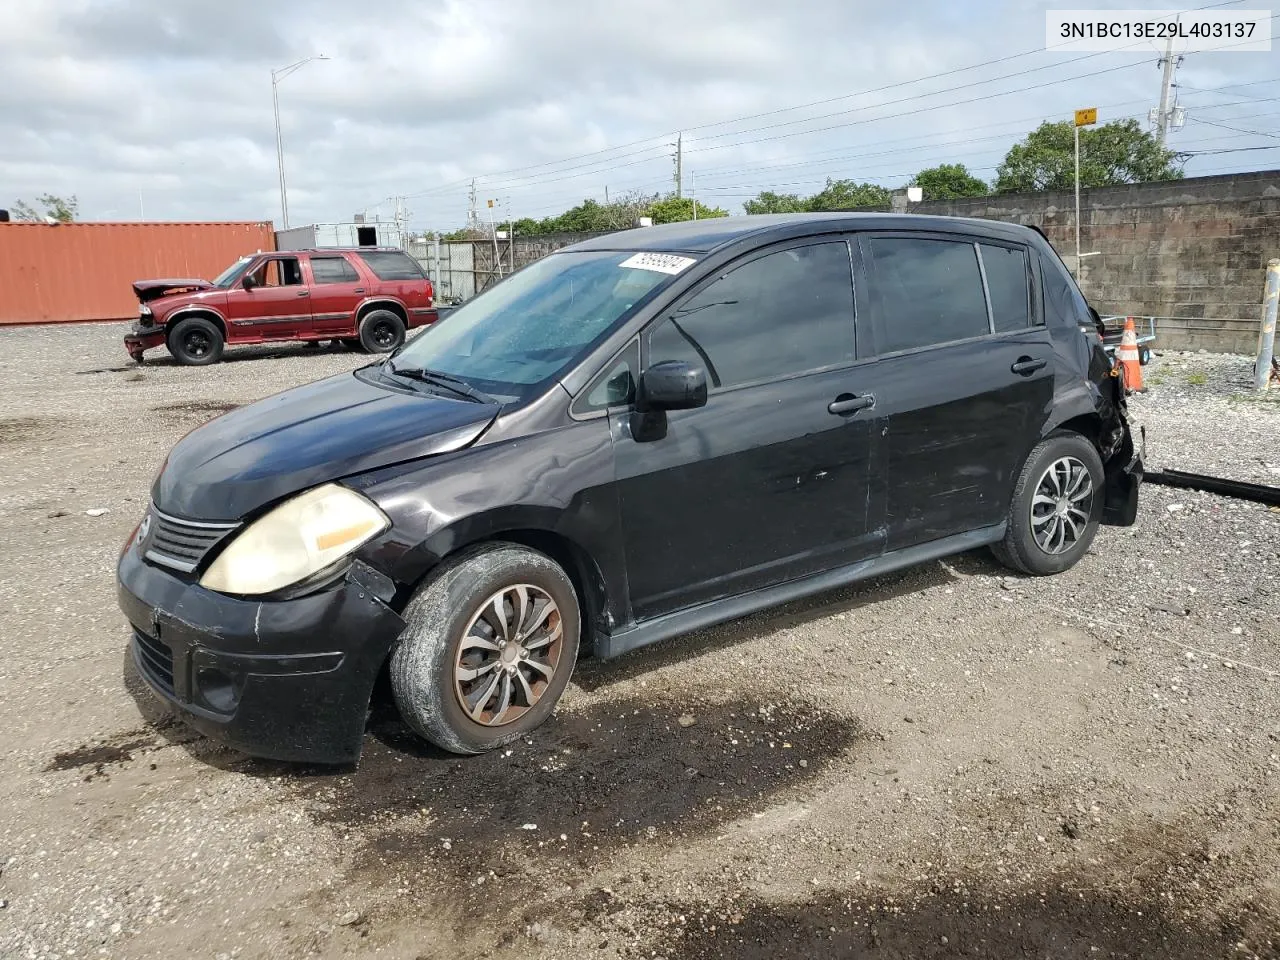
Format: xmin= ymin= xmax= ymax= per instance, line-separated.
xmin=359 ymin=251 xmax=426 ymax=281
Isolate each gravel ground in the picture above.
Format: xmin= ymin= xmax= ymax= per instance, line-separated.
xmin=0 ymin=324 xmax=1277 ymax=960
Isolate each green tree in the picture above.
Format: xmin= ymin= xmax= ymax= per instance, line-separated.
xmin=742 ymin=191 xmax=808 ymax=214
xmin=12 ymin=193 xmax=78 ymax=222
xmin=646 ymin=195 xmax=728 ymax=224
xmin=995 ymin=119 xmax=1183 ymax=193
xmin=511 ymin=217 xmax=542 ymax=236
xmin=910 ymin=164 xmax=988 ymax=200
xmin=806 ymin=178 xmax=891 ymax=211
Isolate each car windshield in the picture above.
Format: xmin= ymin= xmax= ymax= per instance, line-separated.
xmin=212 ymin=257 xmax=253 ymax=288
xmin=389 ymin=249 xmax=684 ymax=402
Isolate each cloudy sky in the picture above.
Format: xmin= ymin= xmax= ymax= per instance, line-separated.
xmin=2 ymin=0 xmax=1277 ymax=231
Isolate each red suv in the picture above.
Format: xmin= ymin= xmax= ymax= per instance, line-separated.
xmin=124 ymin=248 xmax=437 ymax=365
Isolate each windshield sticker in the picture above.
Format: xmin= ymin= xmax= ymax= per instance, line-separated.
xmin=618 ymin=252 xmax=697 ymax=275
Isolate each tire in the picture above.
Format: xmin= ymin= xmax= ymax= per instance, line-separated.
xmin=1138 ymin=344 xmax=1151 ymax=366
xmin=390 ymin=543 xmax=581 ymax=755
xmin=358 ymin=310 xmax=406 ymax=354
xmin=167 ymin=317 xmax=224 ymax=366
xmin=991 ymin=432 xmax=1105 ymax=576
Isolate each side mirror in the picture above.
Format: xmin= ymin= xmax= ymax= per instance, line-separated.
xmin=242 ymin=274 xmax=257 ymax=291
xmin=640 ymin=360 xmax=707 ymax=411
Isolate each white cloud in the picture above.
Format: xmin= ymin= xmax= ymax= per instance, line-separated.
xmin=1 ymin=0 xmax=1276 ymax=228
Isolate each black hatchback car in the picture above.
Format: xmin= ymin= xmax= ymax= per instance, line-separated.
xmin=117 ymin=214 xmax=1142 ymax=763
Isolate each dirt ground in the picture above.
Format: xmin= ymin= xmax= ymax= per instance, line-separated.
xmin=1 ymin=324 xmax=1278 ymax=960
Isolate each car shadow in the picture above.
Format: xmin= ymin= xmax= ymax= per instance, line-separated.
xmin=572 ymin=556 xmax=963 ymax=692
xmin=142 ymin=341 xmax=356 ymax=366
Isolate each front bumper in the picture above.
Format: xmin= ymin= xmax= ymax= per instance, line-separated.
xmin=124 ymin=322 xmax=166 ymax=360
xmin=117 ymin=543 xmax=406 ymax=764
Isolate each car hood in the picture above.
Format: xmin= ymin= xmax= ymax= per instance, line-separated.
xmin=133 ymin=279 xmax=215 ymax=303
xmin=152 ymin=370 xmax=499 ymax=521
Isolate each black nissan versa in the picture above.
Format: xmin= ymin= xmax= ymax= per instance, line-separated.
xmin=117 ymin=213 xmax=1142 ymax=763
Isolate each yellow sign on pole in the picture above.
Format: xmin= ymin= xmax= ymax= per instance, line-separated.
xmin=487 ymin=199 xmax=494 ymax=208
xmin=1075 ymin=108 xmax=1097 ymax=127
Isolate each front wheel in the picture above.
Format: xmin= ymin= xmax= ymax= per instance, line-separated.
xmin=992 ymin=432 xmax=1104 ymax=576
xmin=390 ymin=544 xmax=581 ymax=754
xmin=167 ymin=317 xmax=224 ymax=366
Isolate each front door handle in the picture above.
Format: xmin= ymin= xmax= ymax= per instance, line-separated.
xmin=828 ymin=393 xmax=875 ymax=416
xmin=1011 ymin=356 xmax=1047 ymax=376
xmin=296 ymin=289 xmax=310 ymax=297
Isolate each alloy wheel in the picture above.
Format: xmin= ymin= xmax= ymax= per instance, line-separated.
xmin=373 ymin=321 xmax=397 ymax=348
xmin=453 ymin=584 xmax=563 ymax=727
xmin=184 ymin=331 xmax=210 ymax=357
xmin=1030 ymin=456 xmax=1094 ymax=554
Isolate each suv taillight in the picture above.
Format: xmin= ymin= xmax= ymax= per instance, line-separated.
xmin=426 ymin=280 xmax=434 ymax=306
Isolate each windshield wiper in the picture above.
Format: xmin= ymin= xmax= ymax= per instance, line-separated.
xmin=386 ymin=361 xmax=496 ymax=404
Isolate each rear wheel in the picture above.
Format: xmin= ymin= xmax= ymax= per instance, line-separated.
xmin=358 ymin=310 xmax=405 ymax=354
xmin=992 ymin=432 xmax=1104 ymax=576
xmin=390 ymin=544 xmax=580 ymax=754
xmin=167 ymin=317 xmax=224 ymax=366
xmin=1138 ymin=344 xmax=1151 ymax=365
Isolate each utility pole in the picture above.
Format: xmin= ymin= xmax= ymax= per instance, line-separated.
xmin=673 ymin=132 xmax=683 ymax=198
xmin=691 ymin=171 xmax=697 ymax=221
xmin=270 ymin=55 xmax=329 ymax=230
xmin=467 ymin=179 xmax=478 ymax=232
xmin=1152 ymin=37 xmax=1184 ymax=144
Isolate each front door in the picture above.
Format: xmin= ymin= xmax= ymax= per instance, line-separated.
xmin=852 ymin=233 xmax=1055 ymax=552
xmin=227 ymin=256 xmax=312 ymax=340
xmin=611 ymin=238 xmax=884 ymax=622
xmin=306 ymin=254 xmax=363 ymax=336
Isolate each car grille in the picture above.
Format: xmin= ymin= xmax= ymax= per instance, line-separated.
xmin=134 ymin=630 xmax=175 ymax=695
xmin=144 ymin=507 xmax=239 ymax=574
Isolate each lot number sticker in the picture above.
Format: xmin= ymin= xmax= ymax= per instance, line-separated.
xmin=619 ymin=252 xmax=697 ymax=275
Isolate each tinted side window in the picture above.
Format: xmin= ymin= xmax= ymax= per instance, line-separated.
xmin=360 ymin=251 xmax=426 ymax=281
xmin=575 ymin=340 xmax=639 ymax=414
xmin=980 ymin=244 xmax=1032 ymax=332
xmin=867 ymin=237 xmax=988 ymax=353
xmin=311 ymin=256 xmax=359 ymax=284
xmin=648 ymin=242 xmax=854 ymax=389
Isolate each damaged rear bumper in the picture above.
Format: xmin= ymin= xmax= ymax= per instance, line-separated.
xmin=1103 ymin=404 xmax=1144 ymax=527
xmin=117 ymin=544 xmax=405 ymax=764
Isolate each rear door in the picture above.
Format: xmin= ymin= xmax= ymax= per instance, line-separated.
xmin=609 ymin=238 xmax=884 ymax=621
xmin=306 ymin=253 xmax=363 ymax=336
xmin=228 ymin=255 xmax=313 ymax=340
xmin=852 ymin=232 xmax=1054 ymax=552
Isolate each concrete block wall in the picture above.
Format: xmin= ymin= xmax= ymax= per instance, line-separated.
xmin=873 ymin=171 xmax=1280 ymax=354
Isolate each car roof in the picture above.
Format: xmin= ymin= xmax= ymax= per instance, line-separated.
xmin=270 ymin=247 xmax=406 ymax=255
xmin=563 ymin=213 xmax=1038 ymax=255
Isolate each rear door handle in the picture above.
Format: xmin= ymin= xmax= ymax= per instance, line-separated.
xmin=1011 ymin=356 xmax=1047 ymax=376
xmin=353 ymin=288 xmax=365 ymax=294
xmin=828 ymin=393 xmax=875 ymax=415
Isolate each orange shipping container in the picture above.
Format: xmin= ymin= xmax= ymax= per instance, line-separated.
xmin=0 ymin=221 xmax=276 ymax=324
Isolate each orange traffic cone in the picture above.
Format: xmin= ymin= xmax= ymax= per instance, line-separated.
xmin=1115 ymin=317 xmax=1144 ymax=392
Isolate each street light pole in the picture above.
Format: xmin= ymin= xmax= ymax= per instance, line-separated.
xmin=271 ymin=55 xmax=328 ymax=231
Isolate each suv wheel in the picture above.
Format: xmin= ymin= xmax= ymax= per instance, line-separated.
xmin=167 ymin=317 xmax=224 ymax=366
xmin=358 ymin=310 xmax=406 ymax=353
xmin=992 ymin=432 xmax=1104 ymax=576
xmin=390 ymin=544 xmax=581 ymax=754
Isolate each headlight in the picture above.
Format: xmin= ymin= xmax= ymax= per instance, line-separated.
xmin=199 ymin=484 xmax=389 ymax=596
xmin=140 ymin=305 xmax=153 ymax=315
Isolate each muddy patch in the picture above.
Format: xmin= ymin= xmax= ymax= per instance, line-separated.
xmin=151 ymin=400 xmax=240 ymax=417
xmin=648 ymin=884 xmax=1276 ymax=960
xmin=0 ymin=416 xmax=56 ymax=444
xmin=301 ymin=697 xmax=865 ymax=894
xmin=45 ymin=731 xmax=157 ymax=782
